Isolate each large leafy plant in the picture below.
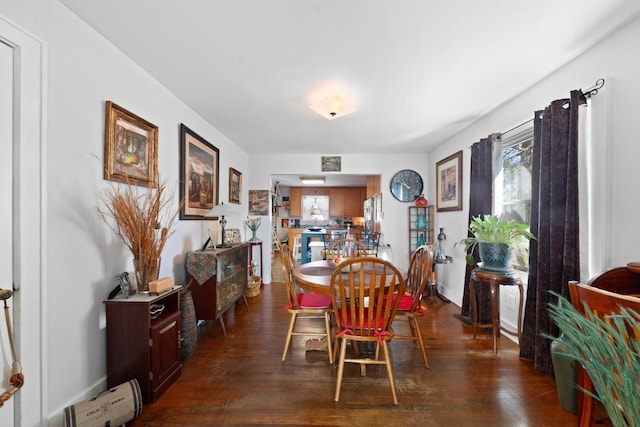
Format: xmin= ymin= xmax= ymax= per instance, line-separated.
xmin=547 ymin=294 xmax=640 ymax=427
xmin=457 ymin=214 xmax=535 ymax=265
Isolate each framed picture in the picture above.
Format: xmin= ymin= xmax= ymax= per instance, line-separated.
xmin=281 ymin=218 xmax=289 ymax=228
xmin=436 ymin=150 xmax=463 ymax=212
xmin=179 ymin=124 xmax=219 ymax=219
xmin=229 ymin=168 xmax=242 ymax=204
xmin=104 ymin=101 xmax=158 ymax=187
xmin=225 ymin=228 xmax=241 ymax=244
xmin=321 ymin=156 xmax=341 ymax=172
xmin=248 ymin=190 xmax=270 ymax=216
xmin=116 ymin=272 xmax=135 ymax=298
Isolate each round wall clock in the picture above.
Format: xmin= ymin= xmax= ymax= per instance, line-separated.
xmin=390 ymin=169 xmax=424 ymax=202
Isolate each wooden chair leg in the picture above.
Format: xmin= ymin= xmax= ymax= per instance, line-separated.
xmin=412 ymin=316 xmax=429 ymax=368
xmin=281 ymin=313 xmax=297 ymax=362
xmin=324 ymin=312 xmax=333 ymax=364
xmin=381 ymin=341 xmax=399 ymax=405
xmin=334 ymin=338 xmax=348 ymax=402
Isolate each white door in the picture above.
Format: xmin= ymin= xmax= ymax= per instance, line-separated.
xmin=0 ymin=38 xmax=15 ymax=424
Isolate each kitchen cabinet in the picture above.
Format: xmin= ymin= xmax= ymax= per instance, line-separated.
xmin=290 ymin=187 xmax=363 ymax=218
xmin=366 ymin=175 xmax=381 ymax=198
xmin=344 ymin=187 xmax=365 ymax=217
xmin=289 ymin=187 xmax=302 ymax=216
xmin=105 ymin=286 xmax=182 ymax=404
xmin=185 ymin=244 xmax=249 ymax=338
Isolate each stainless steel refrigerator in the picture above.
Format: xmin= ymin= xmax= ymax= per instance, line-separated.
xmin=363 ymin=196 xmax=376 ymax=235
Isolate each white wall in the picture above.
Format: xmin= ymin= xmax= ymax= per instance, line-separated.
xmin=428 ymin=13 xmax=640 ymax=331
xmin=4 ymin=0 xmax=640 ymax=423
xmin=1 ymin=1 xmax=250 ymax=424
xmin=250 ymin=153 xmax=429 ymax=283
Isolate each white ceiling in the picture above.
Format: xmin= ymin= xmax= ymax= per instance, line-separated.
xmin=61 ymin=0 xmax=640 ymax=158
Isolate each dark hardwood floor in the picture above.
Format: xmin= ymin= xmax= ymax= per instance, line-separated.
xmin=133 ymin=257 xmax=577 ymax=426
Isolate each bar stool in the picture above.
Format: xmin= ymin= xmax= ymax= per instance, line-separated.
xmin=468 ymin=268 xmax=523 ymax=354
xmin=292 ymin=237 xmax=302 ymax=261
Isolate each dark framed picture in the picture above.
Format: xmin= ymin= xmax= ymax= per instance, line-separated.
xmin=116 ymin=272 xmax=135 ymax=298
xmin=248 ymin=190 xmax=270 ymax=216
xmin=281 ymin=218 xmax=289 ymax=228
xmin=436 ymin=150 xmax=463 ymax=212
xmin=103 ymin=101 xmax=158 ymax=187
xmin=321 ymin=156 xmax=341 ymax=172
xmin=229 ymin=168 xmax=242 ymax=204
xmin=179 ymin=124 xmax=219 ymax=219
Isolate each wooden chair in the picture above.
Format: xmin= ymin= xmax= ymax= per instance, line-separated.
xmin=325 ymin=238 xmax=367 ymax=260
xmin=389 ymin=244 xmax=434 ymax=368
xmin=568 ymin=280 xmax=640 ymax=427
xmin=279 ymin=244 xmax=333 ymax=363
xmin=358 ymin=232 xmax=381 ymax=256
xmin=330 ymin=257 xmax=405 ymax=405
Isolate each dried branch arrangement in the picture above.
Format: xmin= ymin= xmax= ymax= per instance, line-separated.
xmin=98 ymin=181 xmax=182 ymax=290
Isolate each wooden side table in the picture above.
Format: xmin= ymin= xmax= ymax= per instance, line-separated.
xmin=469 ymin=268 xmax=524 ymax=354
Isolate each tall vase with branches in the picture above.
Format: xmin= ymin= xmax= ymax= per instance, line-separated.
xmin=98 ymin=181 xmax=181 ymax=292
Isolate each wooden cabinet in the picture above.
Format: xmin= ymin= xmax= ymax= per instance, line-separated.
xmin=289 ymin=187 xmax=365 ymax=217
xmin=289 ymin=187 xmax=302 ymax=216
xmin=344 ymin=187 xmax=365 ymax=217
xmin=105 ymin=286 xmax=182 ymax=404
xmin=408 ymin=205 xmax=434 ymax=255
xmin=329 ymin=188 xmax=344 ymax=217
xmin=185 ymin=244 xmax=249 ymax=338
xmin=366 ymin=175 xmax=381 ymax=198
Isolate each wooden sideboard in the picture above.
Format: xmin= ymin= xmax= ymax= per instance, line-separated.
xmin=105 ymin=286 xmax=182 ymax=403
xmin=185 ymin=244 xmax=249 ymax=337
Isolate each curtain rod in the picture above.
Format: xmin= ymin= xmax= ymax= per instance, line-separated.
xmin=500 ymin=78 xmax=606 ymax=137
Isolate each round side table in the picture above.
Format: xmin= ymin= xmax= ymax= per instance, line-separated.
xmin=469 ymin=268 xmax=523 ymax=354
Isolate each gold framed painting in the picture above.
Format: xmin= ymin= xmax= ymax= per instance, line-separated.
xmin=104 ymin=101 xmax=158 ymax=187
xmin=436 ymin=150 xmax=463 ymax=212
xmin=179 ymin=123 xmax=220 ymax=219
xmin=229 ymin=168 xmax=242 ymax=204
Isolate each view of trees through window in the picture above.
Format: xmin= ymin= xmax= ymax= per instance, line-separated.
xmin=495 ymin=126 xmax=534 ymax=269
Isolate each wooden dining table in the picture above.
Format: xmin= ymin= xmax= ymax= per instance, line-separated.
xmin=292 ymin=259 xmax=404 ymax=295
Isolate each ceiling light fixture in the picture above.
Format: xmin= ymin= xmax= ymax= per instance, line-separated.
xmin=300 ymin=176 xmax=325 ymax=185
xmin=308 ymin=94 xmax=356 ymax=120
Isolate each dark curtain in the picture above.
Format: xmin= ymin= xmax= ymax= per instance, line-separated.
xmin=519 ymin=90 xmax=583 ymax=375
xmin=461 ymin=134 xmax=500 ymax=322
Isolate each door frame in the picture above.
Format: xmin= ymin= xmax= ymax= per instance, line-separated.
xmin=0 ymin=16 xmax=46 ymax=425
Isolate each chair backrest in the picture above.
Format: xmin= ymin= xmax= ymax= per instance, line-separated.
xmin=359 ymin=232 xmax=381 ymax=256
xmin=279 ymin=244 xmax=299 ymax=309
xmin=330 ymin=257 xmax=405 ymax=337
xmin=569 ymin=280 xmax=640 ymax=318
xmin=405 ymin=245 xmax=434 ymax=311
xmin=326 ymin=238 xmax=367 ymax=259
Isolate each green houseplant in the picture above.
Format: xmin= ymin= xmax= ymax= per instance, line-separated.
xmin=547 ymin=294 xmax=640 ymax=427
xmin=457 ymin=214 xmax=535 ymax=272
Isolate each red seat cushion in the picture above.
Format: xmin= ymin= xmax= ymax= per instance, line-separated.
xmin=383 ymin=293 xmax=425 ymax=314
xmin=297 ymin=293 xmax=331 ymax=309
xmin=336 ymin=308 xmax=384 ymax=330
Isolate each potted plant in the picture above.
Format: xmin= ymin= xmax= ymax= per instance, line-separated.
xmin=457 ymin=214 xmax=535 ymax=273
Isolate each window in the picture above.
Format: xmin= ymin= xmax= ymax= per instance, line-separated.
xmin=494 ymin=124 xmax=534 ymax=270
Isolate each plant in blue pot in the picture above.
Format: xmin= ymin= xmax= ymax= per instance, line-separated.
xmin=456 ymin=214 xmax=536 ymax=273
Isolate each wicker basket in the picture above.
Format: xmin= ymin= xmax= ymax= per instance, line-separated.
xmin=246 ymin=276 xmax=262 ymax=297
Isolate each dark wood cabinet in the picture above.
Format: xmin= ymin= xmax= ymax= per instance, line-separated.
xmin=105 ymin=286 xmax=182 ymax=404
xmin=185 ymin=244 xmax=249 ymax=337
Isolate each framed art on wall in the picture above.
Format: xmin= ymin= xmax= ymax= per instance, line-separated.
xmin=229 ymin=168 xmax=241 ymax=204
xmin=179 ymin=123 xmax=219 ymax=219
xmin=321 ymin=156 xmax=341 ymax=172
xmin=104 ymin=101 xmax=158 ymax=187
xmin=248 ymin=190 xmax=270 ymax=216
xmin=436 ymin=150 xmax=463 ymax=212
